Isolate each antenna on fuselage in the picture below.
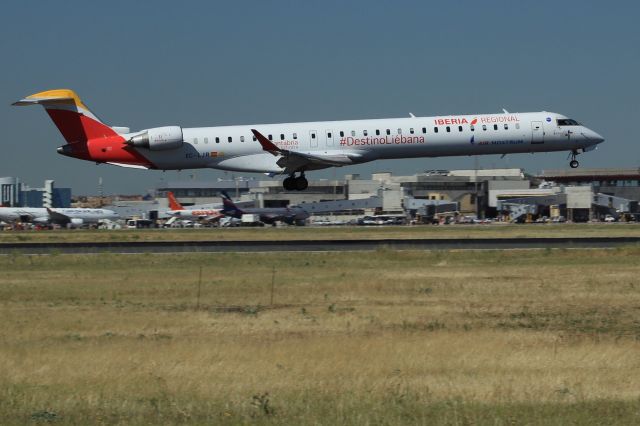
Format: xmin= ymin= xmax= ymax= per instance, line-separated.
xmin=409 ymin=113 xmax=415 ymax=118
xmin=502 ymin=108 xmax=509 ymax=114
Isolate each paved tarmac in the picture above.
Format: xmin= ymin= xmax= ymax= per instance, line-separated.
xmin=1 ymin=237 xmax=639 ymax=254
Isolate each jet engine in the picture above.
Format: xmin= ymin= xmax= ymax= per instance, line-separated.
xmin=70 ymin=218 xmax=84 ymax=226
xmin=127 ymin=126 xmax=183 ymax=151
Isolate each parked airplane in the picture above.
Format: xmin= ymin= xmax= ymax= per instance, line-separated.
xmin=0 ymin=207 xmax=119 ymax=227
xmin=220 ymin=192 xmax=309 ymax=226
xmin=165 ymin=191 xmax=223 ymax=222
xmin=14 ymin=89 xmax=604 ymax=191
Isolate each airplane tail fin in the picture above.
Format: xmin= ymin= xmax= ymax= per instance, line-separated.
xmin=167 ymin=192 xmax=184 ymax=211
xmin=12 ymin=89 xmax=119 ymax=144
xmin=221 ymin=192 xmax=244 ymax=217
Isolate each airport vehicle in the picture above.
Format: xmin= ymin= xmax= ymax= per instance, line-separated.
xmin=165 ymin=191 xmax=223 ymax=222
xmin=126 ymin=218 xmax=154 ymax=229
xmin=0 ymin=207 xmax=119 ymax=227
xmin=240 ymin=214 xmax=264 ymax=227
xmin=14 ymin=89 xmax=604 ymax=191
xmin=357 ymin=215 xmax=406 ymax=225
xmin=221 ymin=192 xmax=309 ymax=225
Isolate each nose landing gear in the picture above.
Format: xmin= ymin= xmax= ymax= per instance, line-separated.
xmin=283 ymin=172 xmax=308 ymax=191
xmin=569 ymin=150 xmax=580 ymax=169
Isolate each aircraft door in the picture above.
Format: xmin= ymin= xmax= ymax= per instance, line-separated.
xmin=531 ymin=121 xmax=544 ymax=144
xmin=310 ymin=130 xmax=318 ymax=148
xmin=325 ymin=129 xmax=334 ymax=148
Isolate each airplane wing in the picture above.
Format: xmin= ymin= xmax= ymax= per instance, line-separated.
xmin=204 ymin=214 xmax=224 ymax=222
xmin=46 ymin=208 xmax=70 ymax=224
xmin=251 ymin=129 xmax=356 ymax=174
xmin=106 ymin=162 xmax=151 ymax=170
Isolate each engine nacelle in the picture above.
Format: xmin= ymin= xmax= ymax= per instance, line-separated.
xmin=127 ymin=126 xmax=183 ymax=151
xmin=70 ymin=218 xmax=84 ymax=226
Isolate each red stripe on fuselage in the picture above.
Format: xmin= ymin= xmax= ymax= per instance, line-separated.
xmin=87 ymin=137 xmax=156 ymax=168
xmin=47 ymin=108 xmax=155 ymax=168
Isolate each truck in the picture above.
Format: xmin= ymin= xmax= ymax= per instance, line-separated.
xmin=240 ymin=214 xmax=264 ymax=227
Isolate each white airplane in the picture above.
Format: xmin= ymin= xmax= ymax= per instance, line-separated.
xmin=14 ymin=89 xmax=604 ymax=191
xmin=0 ymin=207 xmax=119 ymax=227
xmin=165 ymin=191 xmax=223 ymax=221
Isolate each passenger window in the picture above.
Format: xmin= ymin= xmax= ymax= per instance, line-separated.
xmin=340 ymin=131 xmax=344 ymax=137
xmin=228 ymin=137 xmax=232 ymax=143
xmin=504 ymin=124 xmax=508 ymax=130
xmin=434 ymin=127 xmax=439 ymax=133
xmin=293 ymin=133 xmax=298 ymax=139
xmin=386 ymin=129 xmax=391 ymax=135
xmin=422 ymin=127 xmax=426 ymax=134
xmin=375 ymin=129 xmax=380 ymax=136
xmin=268 ymin=134 xmax=273 ymax=141
xmin=446 ymin=126 xmax=450 ymax=133
xmin=409 ymin=128 xmax=414 ymax=134
xmin=312 ymin=133 xmax=316 ymax=139
xmin=397 ymin=128 xmax=402 ymax=135
xmin=458 ymin=126 xmax=463 ymax=132
xmin=493 ymin=124 xmax=498 ymax=130
xmin=215 ymin=137 xmax=220 ymax=143
xmin=470 ymin=125 xmax=475 ymax=132
xmin=482 ymin=125 xmax=487 ymax=131
xmin=240 ymin=136 xmax=245 ymax=142
xmin=193 ymin=138 xmax=198 ymax=144
xmin=252 ymin=136 xmax=256 ymax=141
xmin=351 ymin=130 xmax=356 ymax=137
xmin=363 ymin=130 xmax=368 ymax=136
xmin=327 ymin=132 xmax=331 ymax=138
xmin=515 ymin=123 xmax=520 ymax=130
xmin=280 ymin=134 xmax=285 ymax=140
xmin=204 ymin=137 xmax=208 ymax=144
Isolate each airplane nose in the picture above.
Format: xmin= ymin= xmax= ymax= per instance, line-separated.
xmin=592 ymin=131 xmax=605 ymax=144
xmin=584 ymin=128 xmax=604 ymax=144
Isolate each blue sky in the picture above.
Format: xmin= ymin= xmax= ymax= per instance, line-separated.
xmin=1 ymin=1 xmax=638 ymax=194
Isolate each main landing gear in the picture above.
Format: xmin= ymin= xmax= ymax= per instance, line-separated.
xmin=569 ymin=150 xmax=580 ymax=169
xmin=283 ymin=173 xmax=308 ymax=191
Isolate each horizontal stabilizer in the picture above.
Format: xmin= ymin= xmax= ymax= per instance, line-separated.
xmin=13 ymin=96 xmax=75 ymax=106
xmin=12 ymin=89 xmax=115 ymax=143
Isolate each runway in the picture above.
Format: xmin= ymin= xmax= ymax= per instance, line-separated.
xmin=1 ymin=236 xmax=639 ymax=254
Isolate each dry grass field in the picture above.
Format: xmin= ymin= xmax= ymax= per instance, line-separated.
xmin=1 ymin=248 xmax=640 ymax=424
xmin=1 ymin=222 xmax=640 ymax=244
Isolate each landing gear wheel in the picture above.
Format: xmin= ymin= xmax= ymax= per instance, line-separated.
xmin=283 ymin=177 xmax=295 ymax=191
xmin=568 ymin=150 xmax=580 ymax=169
xmin=294 ymin=176 xmax=308 ymax=191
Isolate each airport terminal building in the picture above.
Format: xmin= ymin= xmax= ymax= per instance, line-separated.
xmin=152 ymin=167 xmax=640 ymax=223
xmin=0 ymin=177 xmax=71 ymax=208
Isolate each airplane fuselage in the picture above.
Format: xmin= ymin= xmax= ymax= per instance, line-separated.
xmin=0 ymin=207 xmax=119 ymax=225
xmin=93 ymin=112 xmax=603 ymax=173
xmin=13 ymin=89 xmax=605 ymax=192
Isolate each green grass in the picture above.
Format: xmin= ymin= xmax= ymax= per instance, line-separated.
xmin=2 ymin=248 xmax=640 ymax=424
xmin=1 ymin=223 xmax=640 ymax=244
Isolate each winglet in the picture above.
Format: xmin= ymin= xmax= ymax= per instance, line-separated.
xmin=251 ymin=129 xmax=281 ymax=155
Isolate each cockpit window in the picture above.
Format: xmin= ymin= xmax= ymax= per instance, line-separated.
xmin=557 ymin=119 xmax=581 ymax=126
